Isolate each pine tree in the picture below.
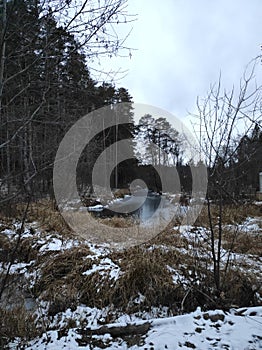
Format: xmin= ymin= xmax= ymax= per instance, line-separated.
xmin=0 ymin=0 xmax=135 ymax=201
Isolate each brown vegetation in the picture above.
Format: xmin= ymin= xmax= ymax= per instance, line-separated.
xmin=0 ymin=199 xmax=261 ymax=346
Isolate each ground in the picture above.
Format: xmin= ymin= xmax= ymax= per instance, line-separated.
xmin=0 ymin=200 xmax=261 ymax=349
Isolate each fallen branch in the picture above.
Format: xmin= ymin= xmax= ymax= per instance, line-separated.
xmin=76 ymin=321 xmax=151 ymax=338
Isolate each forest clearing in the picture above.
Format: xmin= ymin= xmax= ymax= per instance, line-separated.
xmin=1 ymin=0 xmax=262 ymax=348
xmin=0 ymin=199 xmax=261 ymax=348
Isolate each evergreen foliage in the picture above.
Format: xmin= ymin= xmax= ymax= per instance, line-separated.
xmin=0 ymin=0 xmax=134 ymax=201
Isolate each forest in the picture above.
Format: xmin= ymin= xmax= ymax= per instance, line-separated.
xmin=0 ymin=0 xmax=262 ymax=349
xmin=0 ymin=0 xmax=262 ymax=209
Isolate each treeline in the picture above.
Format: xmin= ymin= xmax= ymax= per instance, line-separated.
xmin=133 ymin=116 xmax=262 ymax=200
xmin=0 ymin=1 xmax=261 ymax=207
xmin=208 ymin=123 xmax=262 ymax=200
xmin=0 ymin=0 xmax=134 ymax=204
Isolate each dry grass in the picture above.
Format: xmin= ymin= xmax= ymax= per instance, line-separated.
xmin=24 ymin=200 xmax=261 ymax=315
xmin=63 ymin=210 xmax=175 ymax=248
xmin=0 ymin=198 xmax=261 ymax=331
xmin=221 ymin=269 xmax=260 ymax=307
xmin=109 ymin=246 xmax=185 ymax=312
xmin=222 ymin=229 xmax=262 ymax=255
xmin=26 ymin=200 xmax=72 ymax=236
xmin=1 ymin=199 xmax=72 ymax=238
xmin=35 ymin=246 xmax=92 ymax=290
xmin=33 ymin=242 xmax=200 ymax=315
xmin=194 ymin=201 xmax=262 ymax=256
xmin=147 ymin=222 xmax=189 ymax=249
xmin=195 ymin=203 xmax=262 ymax=227
xmin=0 ymin=231 xmax=48 ymax=264
xmin=34 ymin=245 xmax=94 ymax=315
xmin=98 ymin=216 xmax=137 ymax=228
xmin=107 ymin=246 xmax=217 ymax=313
xmin=0 ymin=234 xmax=12 ymax=263
xmin=0 ymin=306 xmax=39 ymax=348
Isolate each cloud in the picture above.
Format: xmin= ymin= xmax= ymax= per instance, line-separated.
xmin=97 ymin=0 xmax=262 ymax=125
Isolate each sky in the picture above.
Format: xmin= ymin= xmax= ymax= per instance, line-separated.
xmin=97 ymin=0 xmax=262 ymax=126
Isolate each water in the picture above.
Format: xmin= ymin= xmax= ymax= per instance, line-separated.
xmin=90 ymin=193 xmax=162 ymax=223
xmin=135 ymin=194 xmax=161 ymax=222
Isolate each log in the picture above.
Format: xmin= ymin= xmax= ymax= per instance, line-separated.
xmin=76 ymin=322 xmax=151 ymax=338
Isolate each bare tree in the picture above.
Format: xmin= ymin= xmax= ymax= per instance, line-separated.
xmin=192 ymin=57 xmax=262 ymax=292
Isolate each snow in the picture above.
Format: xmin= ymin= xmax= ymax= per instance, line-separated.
xmin=237 ymin=217 xmax=261 ymax=234
xmin=143 ymin=307 xmax=262 ymax=350
xmin=20 ymin=306 xmax=262 ymax=349
xmin=167 ymin=265 xmax=188 ymax=285
xmin=87 ymin=242 xmax=111 ymax=257
xmin=174 ymin=225 xmax=209 ymax=241
xmin=132 ymin=293 xmax=146 ymax=305
xmin=82 ymin=257 xmax=120 ymax=281
xmin=38 ymin=236 xmax=78 ymax=252
xmin=172 ymin=222 xmax=262 ymax=278
xmin=2 ymin=214 xmax=262 ymax=349
xmin=6 ymin=262 xmax=34 ymax=274
xmin=88 ymin=204 xmax=104 ymax=211
xmin=39 ymin=237 xmax=63 ymax=252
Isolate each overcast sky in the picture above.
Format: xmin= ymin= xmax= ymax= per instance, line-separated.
xmin=98 ymin=0 xmax=262 ymax=126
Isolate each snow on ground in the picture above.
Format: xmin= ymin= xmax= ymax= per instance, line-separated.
xmin=88 ymin=204 xmax=104 ymax=212
xmin=38 ymin=236 xmax=78 ymax=252
xmin=174 ymin=225 xmax=209 ymax=241
xmin=15 ymin=306 xmax=262 ymax=349
xmin=173 ymin=223 xmax=262 ymax=278
xmin=237 ymin=217 xmax=262 ymax=234
xmin=82 ymin=257 xmax=120 ymax=281
xmin=224 ymin=216 xmax=262 ymax=238
xmin=1 ymin=215 xmax=262 ymax=349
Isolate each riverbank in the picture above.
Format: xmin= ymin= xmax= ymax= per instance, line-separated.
xmin=0 ymin=200 xmax=261 ymax=348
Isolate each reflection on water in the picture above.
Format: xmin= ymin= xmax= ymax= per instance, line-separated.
xmin=90 ymin=194 xmax=163 ymax=223
xmin=135 ymin=195 xmax=161 ymax=222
